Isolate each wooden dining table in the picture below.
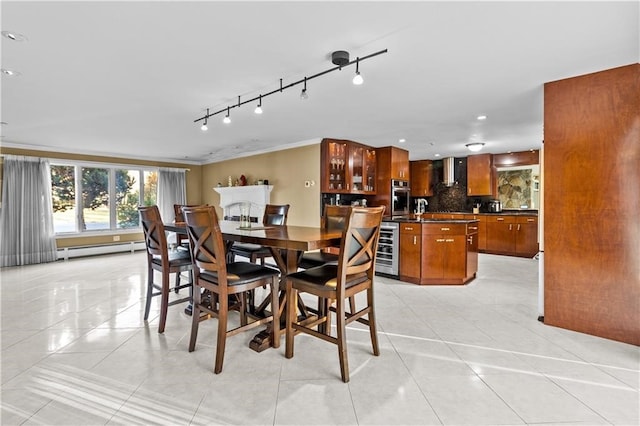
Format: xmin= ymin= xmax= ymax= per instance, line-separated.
xmin=165 ymin=220 xmax=343 ymax=351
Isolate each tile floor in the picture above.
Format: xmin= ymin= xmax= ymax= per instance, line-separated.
xmin=1 ymin=252 xmax=638 ymax=425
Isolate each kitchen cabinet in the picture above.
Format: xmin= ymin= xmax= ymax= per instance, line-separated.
xmin=422 ymin=223 xmax=467 ymax=281
xmin=398 ymin=219 xmax=478 ymax=285
xmin=467 ymin=153 xmax=496 ymax=196
xmin=377 ymin=146 xmax=409 ymax=181
xmin=320 ymin=138 xmax=376 ymax=194
xmin=464 ymin=214 xmax=486 ymax=251
xmin=399 ymin=222 xmax=421 ymax=282
xmin=486 ymin=215 xmax=538 ymax=257
xmin=410 ymin=160 xmax=433 ymax=197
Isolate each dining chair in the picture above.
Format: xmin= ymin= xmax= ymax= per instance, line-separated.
xmin=138 ymin=205 xmax=194 ymax=333
xmin=297 ymin=204 xmax=350 ymax=269
xmin=182 ymin=205 xmax=280 ymax=374
xmin=228 ymin=204 xmax=290 ymax=265
xmin=173 ymin=204 xmax=203 ymax=249
xmin=285 ymin=206 xmax=385 ymax=382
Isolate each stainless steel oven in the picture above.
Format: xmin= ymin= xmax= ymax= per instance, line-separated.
xmin=391 ymin=180 xmax=410 ymax=217
xmin=375 ymin=221 xmax=399 ymax=276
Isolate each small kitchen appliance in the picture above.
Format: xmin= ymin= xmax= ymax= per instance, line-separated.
xmin=488 ymin=199 xmax=502 ymax=213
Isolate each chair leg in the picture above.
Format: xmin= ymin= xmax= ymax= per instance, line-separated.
xmin=188 ymin=287 xmax=201 ymax=352
xmin=239 ymin=292 xmax=248 ymax=326
xmin=270 ymin=276 xmax=280 ymax=349
xmin=348 ymin=296 xmax=356 ymax=314
xmin=335 ymin=297 xmax=349 ymax=383
xmin=158 ymin=268 xmax=170 ymax=333
xmin=214 ymin=292 xmax=228 ymax=374
xmin=144 ymin=264 xmax=154 ymax=321
xmin=285 ymin=279 xmax=297 ymax=358
xmin=367 ymin=288 xmax=380 ymax=356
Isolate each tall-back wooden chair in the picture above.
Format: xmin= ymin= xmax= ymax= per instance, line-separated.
xmin=182 ymin=205 xmax=281 ymax=374
xmin=138 ymin=205 xmax=193 ymax=333
xmin=228 ymin=204 xmax=290 ymax=265
xmin=284 ymin=206 xmax=385 ymax=382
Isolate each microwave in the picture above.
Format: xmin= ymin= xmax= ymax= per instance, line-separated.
xmin=391 ymin=180 xmax=410 ymax=216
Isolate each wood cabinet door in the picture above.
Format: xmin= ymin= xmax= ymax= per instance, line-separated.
xmin=410 ymin=160 xmax=432 ymax=197
xmin=515 ymin=216 xmax=538 ymax=256
xmin=466 ymin=231 xmax=479 ymax=277
xmin=400 ymin=231 xmax=421 ymax=279
xmin=422 ymin=235 xmax=446 ymax=279
xmin=321 ymin=139 xmax=348 ymax=193
xmin=442 ymin=236 xmax=467 ymax=279
xmin=391 ymin=147 xmax=410 ymax=180
xmin=486 ymin=218 xmax=515 ymax=253
xmin=467 ymin=153 xmax=495 ymax=196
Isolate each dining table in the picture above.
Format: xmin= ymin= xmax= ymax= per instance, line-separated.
xmin=165 ymin=220 xmax=343 ymax=351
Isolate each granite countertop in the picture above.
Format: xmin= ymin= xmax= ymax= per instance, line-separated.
xmin=387 ymin=217 xmax=479 ymax=224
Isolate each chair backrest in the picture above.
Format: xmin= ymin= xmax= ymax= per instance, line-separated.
xmin=322 ymin=205 xmax=352 ymax=232
xmin=263 ymin=204 xmax=290 ymax=226
xmin=139 ymin=205 xmax=169 ymax=259
xmin=182 ymin=205 xmax=228 ymax=282
xmin=174 ymin=204 xmax=205 ymax=223
xmin=336 ymin=206 xmax=385 ymax=289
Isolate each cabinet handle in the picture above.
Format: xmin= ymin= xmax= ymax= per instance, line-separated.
xmin=445 ymin=238 xmax=454 ymax=242
xmin=509 ymin=224 xmax=513 ymax=231
xmin=517 ymin=224 xmax=521 ymax=231
xmin=413 ymin=236 xmax=417 ymax=245
xmin=468 ymin=236 xmax=473 ymax=244
xmin=405 ymin=226 xmax=413 ymax=231
xmin=440 ymin=227 xmax=450 ymax=231
xmin=497 ymin=218 xmax=505 ymax=221
xmin=347 ymin=184 xmax=349 ymax=190
xmin=436 ymin=238 xmax=446 ymax=242
xmin=527 ymin=218 xmax=535 ymax=222
xmin=469 ymin=226 xmax=478 ymax=230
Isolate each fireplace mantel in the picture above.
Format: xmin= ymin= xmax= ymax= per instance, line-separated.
xmin=214 ymin=185 xmax=273 ymax=221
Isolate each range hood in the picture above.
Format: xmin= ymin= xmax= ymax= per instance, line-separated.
xmin=443 ymin=157 xmax=455 ymax=186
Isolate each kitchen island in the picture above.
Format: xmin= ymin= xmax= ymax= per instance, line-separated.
xmin=395 ymin=218 xmax=479 ymax=285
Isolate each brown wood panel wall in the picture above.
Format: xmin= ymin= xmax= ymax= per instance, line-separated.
xmin=543 ymin=63 xmax=640 ymax=345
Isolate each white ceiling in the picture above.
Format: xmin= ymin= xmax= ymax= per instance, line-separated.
xmin=1 ymin=1 xmax=638 ymax=165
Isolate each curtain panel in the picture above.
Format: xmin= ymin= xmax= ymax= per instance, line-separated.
xmin=0 ymin=155 xmax=58 ymax=267
xmin=157 ymin=168 xmax=186 ymax=222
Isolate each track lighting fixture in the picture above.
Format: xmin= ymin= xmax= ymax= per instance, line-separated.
xmin=352 ymin=58 xmax=363 ymax=85
xmin=193 ymin=48 xmax=387 ymax=128
xmin=466 ymin=142 xmax=485 ymax=152
xmin=200 ymin=108 xmax=209 ymax=131
xmin=254 ymin=95 xmax=263 ymax=114
xmin=300 ymin=77 xmax=308 ymax=100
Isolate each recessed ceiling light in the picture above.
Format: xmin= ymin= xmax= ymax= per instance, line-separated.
xmin=1 ymin=68 xmax=21 ymax=77
xmin=1 ymin=31 xmax=27 ymax=42
xmin=434 ymin=154 xmax=441 ymax=157
xmin=477 ymin=115 xmax=487 ymax=120
xmin=399 ymin=138 xmax=406 ymax=143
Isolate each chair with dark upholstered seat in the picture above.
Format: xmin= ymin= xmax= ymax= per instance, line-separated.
xmin=228 ymin=204 xmax=290 ymax=265
xmin=182 ymin=205 xmax=280 ymax=374
xmin=138 ymin=205 xmax=193 ymax=333
xmin=297 ymin=205 xmax=351 ymax=270
xmin=285 ymin=206 xmax=384 ymax=382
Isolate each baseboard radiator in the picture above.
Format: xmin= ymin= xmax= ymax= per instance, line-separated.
xmin=57 ymin=241 xmax=146 ymax=260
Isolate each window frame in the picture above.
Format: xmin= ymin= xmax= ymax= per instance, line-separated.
xmin=50 ymin=159 xmax=158 ymax=237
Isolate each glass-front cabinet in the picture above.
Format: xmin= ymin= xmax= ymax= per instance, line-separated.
xmin=321 ymin=139 xmax=376 ymax=194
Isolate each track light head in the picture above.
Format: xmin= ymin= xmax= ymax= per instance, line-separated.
xmin=352 ymin=58 xmax=363 ymax=85
xmin=223 ymin=107 xmax=231 ymax=124
xmin=201 ymin=108 xmax=209 ymax=131
xmin=254 ymin=95 xmax=263 ymax=114
xmin=300 ymin=77 xmax=308 ymax=100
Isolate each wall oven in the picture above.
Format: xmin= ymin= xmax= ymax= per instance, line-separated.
xmin=375 ymin=221 xmax=399 ymax=276
xmin=391 ymin=180 xmax=410 ymax=217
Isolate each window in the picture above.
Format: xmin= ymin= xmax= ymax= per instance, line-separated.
xmin=51 ymin=162 xmax=157 ymax=234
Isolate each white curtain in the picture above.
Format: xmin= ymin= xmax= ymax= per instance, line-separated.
xmin=157 ymin=167 xmax=186 ymax=222
xmin=0 ymin=155 xmax=58 ymax=267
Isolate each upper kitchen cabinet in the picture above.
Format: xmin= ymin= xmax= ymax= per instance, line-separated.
xmin=320 ymin=138 xmax=376 ymax=194
xmin=377 ymin=146 xmax=410 ymax=181
xmin=467 ymin=153 xmax=496 ymax=196
xmin=410 ymin=160 xmax=433 ymax=197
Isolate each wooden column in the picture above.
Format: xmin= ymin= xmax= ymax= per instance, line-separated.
xmin=543 ymin=63 xmax=639 ymax=345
